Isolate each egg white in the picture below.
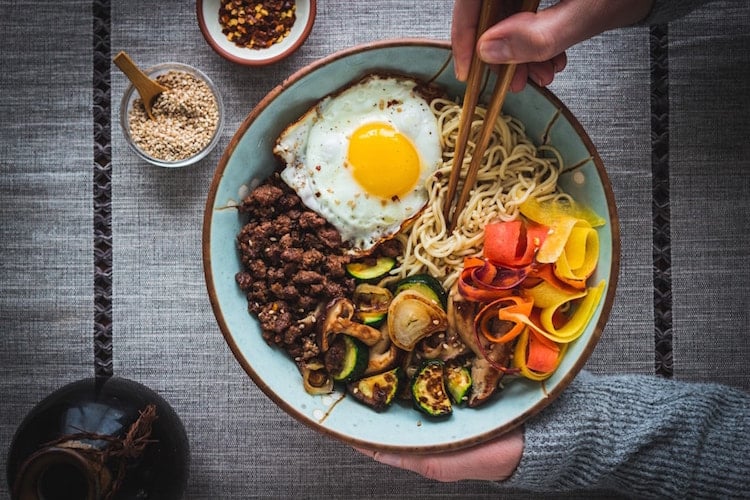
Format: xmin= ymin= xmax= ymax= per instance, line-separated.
xmin=274 ymin=74 xmax=443 ymax=255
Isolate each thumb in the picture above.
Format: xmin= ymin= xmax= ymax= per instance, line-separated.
xmin=476 ymin=0 xmax=651 ymax=65
xmin=477 ymin=5 xmax=586 ymax=66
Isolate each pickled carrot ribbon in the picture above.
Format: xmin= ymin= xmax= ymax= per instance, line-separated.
xmin=458 ymin=201 xmax=607 ymax=380
xmin=483 ymin=220 xmax=548 ymax=268
xmin=534 ymin=216 xmax=580 ymax=264
xmin=457 ymin=257 xmax=527 ymax=302
xmin=524 ymin=278 xmax=587 ymax=309
xmin=475 ymin=295 xmax=535 ymax=344
xmin=519 ymin=198 xmax=600 ymax=287
xmin=537 ymin=280 xmax=605 ymax=342
xmin=513 ymin=327 xmax=568 ymax=381
xmin=464 ymin=256 xmax=484 ymax=268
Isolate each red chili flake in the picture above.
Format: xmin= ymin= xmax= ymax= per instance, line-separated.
xmin=218 ymin=0 xmax=297 ymax=50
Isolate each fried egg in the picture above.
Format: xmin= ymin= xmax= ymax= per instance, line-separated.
xmin=274 ymin=74 xmax=442 ymax=255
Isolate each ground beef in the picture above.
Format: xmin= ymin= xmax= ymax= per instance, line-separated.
xmin=234 ymin=174 xmax=341 ymax=362
xmin=298 ymin=211 xmax=327 ymax=229
xmin=236 ymin=172 xmax=403 ymax=363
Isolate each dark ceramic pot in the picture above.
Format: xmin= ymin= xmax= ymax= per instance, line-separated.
xmin=7 ymin=377 xmax=189 ymax=500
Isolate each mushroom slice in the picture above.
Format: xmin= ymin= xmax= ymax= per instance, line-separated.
xmin=448 ymin=286 xmax=512 ymax=365
xmin=467 ymin=340 xmax=514 ymax=407
xmin=319 ymin=297 xmax=383 ymax=352
xmin=467 ymin=357 xmax=502 ymax=407
xmin=447 ymin=286 xmax=482 ymax=357
xmin=447 ymin=284 xmax=514 ymax=407
xmin=364 ymin=323 xmax=401 ymax=376
xmin=416 ymin=328 xmax=470 ymax=362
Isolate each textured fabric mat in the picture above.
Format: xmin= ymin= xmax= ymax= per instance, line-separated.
xmin=669 ymin=6 xmax=750 ymax=387
xmin=1 ymin=0 xmax=748 ymax=498
xmin=1 ymin=1 xmax=94 ymax=494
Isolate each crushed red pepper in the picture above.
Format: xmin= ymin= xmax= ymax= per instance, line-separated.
xmin=219 ymin=0 xmax=297 ymax=49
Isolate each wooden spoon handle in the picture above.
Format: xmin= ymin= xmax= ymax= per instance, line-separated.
xmin=113 ymin=51 xmax=168 ymax=119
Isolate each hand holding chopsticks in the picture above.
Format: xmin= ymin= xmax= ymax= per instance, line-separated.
xmin=443 ymin=0 xmax=541 ymax=231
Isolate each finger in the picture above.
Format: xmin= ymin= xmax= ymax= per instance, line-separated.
xmin=477 ymin=0 xmax=653 ymax=66
xmin=353 ymin=427 xmax=524 ymax=483
xmin=451 ymin=0 xmax=483 ymax=81
xmin=528 ymin=59 xmax=556 ymax=87
xmin=366 ymin=444 xmax=512 ymax=483
xmin=510 ymin=63 xmax=529 ymax=92
xmin=354 ymin=447 xmax=431 ymax=479
xmin=477 ymin=10 xmax=567 ymax=65
xmin=506 ymin=48 xmax=566 ymax=92
xmin=551 ymin=51 xmax=567 ymax=73
xmin=364 ymin=451 xmax=462 ymax=482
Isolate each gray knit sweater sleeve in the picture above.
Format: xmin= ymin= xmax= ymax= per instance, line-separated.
xmin=502 ymin=370 xmax=750 ymax=497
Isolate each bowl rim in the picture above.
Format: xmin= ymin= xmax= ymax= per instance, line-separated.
xmin=196 ymin=0 xmax=317 ymax=67
xmin=202 ymin=37 xmax=621 ymax=453
xmin=120 ymin=61 xmax=224 ymax=168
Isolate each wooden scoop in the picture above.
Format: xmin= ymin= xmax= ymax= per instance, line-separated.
xmin=113 ymin=51 xmax=168 ymax=120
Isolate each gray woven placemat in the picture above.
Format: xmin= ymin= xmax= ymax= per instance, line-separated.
xmin=2 ymin=1 xmax=748 ymax=498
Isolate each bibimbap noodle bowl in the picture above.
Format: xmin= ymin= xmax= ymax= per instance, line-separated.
xmin=203 ymin=39 xmax=620 ymax=453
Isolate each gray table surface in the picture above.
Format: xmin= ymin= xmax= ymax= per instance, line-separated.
xmin=2 ymin=1 xmax=749 ymax=498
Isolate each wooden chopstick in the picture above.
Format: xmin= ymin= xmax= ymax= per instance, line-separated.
xmin=441 ymin=0 xmax=499 ymax=225
xmin=444 ymin=0 xmax=542 ymax=231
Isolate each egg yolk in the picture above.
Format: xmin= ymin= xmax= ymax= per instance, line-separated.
xmin=347 ymin=122 xmax=421 ymax=199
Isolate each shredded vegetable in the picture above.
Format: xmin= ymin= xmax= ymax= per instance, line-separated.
xmin=457 ymin=204 xmax=607 ymax=382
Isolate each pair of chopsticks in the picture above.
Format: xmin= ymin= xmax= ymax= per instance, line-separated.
xmin=443 ymin=0 xmax=541 ymax=231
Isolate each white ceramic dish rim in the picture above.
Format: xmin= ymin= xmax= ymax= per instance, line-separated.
xmin=203 ymin=38 xmax=621 ymax=453
xmin=197 ymin=0 xmax=316 ymax=66
xmin=119 ymin=62 xmax=224 ymax=168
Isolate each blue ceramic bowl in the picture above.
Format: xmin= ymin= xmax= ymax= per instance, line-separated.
xmin=203 ymin=39 xmax=620 ymax=453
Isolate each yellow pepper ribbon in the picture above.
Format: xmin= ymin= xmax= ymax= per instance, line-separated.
xmin=554 ymin=224 xmax=599 ymax=282
xmin=520 ymin=197 xmax=601 ymax=284
xmin=519 ymin=196 xmax=605 ymax=228
xmin=512 ymin=279 xmax=606 ymax=344
xmin=537 ymin=280 xmax=605 ymax=343
xmin=524 ymin=278 xmax=587 ymax=309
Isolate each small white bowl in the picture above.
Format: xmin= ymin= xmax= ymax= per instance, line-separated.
xmin=120 ymin=62 xmax=224 ymax=168
xmin=197 ymin=0 xmax=316 ymax=66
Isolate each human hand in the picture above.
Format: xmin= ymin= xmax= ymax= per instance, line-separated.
xmin=451 ymin=0 xmax=654 ymax=90
xmin=355 ymin=426 xmax=524 ymax=482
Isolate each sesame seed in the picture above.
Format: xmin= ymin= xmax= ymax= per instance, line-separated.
xmin=128 ymin=70 xmax=219 ymax=162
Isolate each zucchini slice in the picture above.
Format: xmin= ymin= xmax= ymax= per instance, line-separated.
xmin=394 ymin=274 xmax=448 ymax=309
xmin=445 ymin=364 xmax=472 ymax=405
xmin=346 ymin=256 xmax=396 ymax=282
xmin=347 ymin=367 xmax=401 ymax=412
xmin=324 ymin=335 xmax=368 ymax=383
xmin=355 ymin=310 xmax=387 ymax=326
xmin=353 ymin=284 xmax=392 ymax=326
xmin=411 ymin=360 xmax=452 ymax=417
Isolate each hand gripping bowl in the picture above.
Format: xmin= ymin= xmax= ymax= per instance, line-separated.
xmin=203 ymin=39 xmax=620 ymax=453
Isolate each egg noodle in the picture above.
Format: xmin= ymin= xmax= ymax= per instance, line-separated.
xmin=386 ymin=97 xmax=570 ymax=290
